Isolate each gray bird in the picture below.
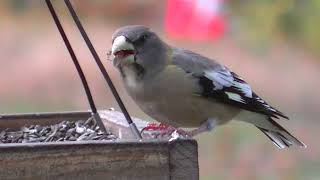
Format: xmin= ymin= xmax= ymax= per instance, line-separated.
xmin=110 ymin=25 xmax=306 ymax=149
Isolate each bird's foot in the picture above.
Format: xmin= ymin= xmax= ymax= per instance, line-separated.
xmin=187 ymin=118 xmax=217 ymax=137
xmin=141 ymin=123 xmax=191 ymax=140
xmin=168 ymin=129 xmax=192 ymax=141
xmin=141 ymin=123 xmax=171 ymax=132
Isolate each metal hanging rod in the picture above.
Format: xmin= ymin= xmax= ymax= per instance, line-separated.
xmin=45 ymin=0 xmax=107 ymax=133
xmin=63 ymin=0 xmax=142 ymax=139
xmin=47 ymin=0 xmax=142 ymax=139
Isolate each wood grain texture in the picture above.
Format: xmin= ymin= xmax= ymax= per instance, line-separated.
xmin=0 ymin=111 xmax=199 ymax=180
xmin=0 ymin=140 xmax=198 ymax=180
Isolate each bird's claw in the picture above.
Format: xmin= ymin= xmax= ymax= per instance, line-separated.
xmin=141 ymin=123 xmax=171 ymax=133
xmin=169 ymin=130 xmax=180 ymax=142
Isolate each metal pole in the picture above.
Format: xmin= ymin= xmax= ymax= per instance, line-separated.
xmin=64 ymin=0 xmax=142 ymax=139
xmin=45 ymin=0 xmax=107 ymax=133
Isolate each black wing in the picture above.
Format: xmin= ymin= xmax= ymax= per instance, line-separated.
xmin=196 ymin=70 xmax=288 ymax=119
xmin=171 ymin=48 xmax=288 ymax=119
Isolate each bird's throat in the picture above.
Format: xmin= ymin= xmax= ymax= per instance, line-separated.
xmin=121 ymin=62 xmax=145 ymax=79
xmin=132 ymin=62 xmax=145 ymax=77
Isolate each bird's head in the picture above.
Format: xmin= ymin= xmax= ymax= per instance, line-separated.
xmin=111 ymin=25 xmax=169 ymax=78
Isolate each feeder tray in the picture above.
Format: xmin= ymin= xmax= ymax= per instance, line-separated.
xmin=0 ymin=1 xmax=199 ymax=179
xmin=0 ymin=110 xmax=199 ymax=180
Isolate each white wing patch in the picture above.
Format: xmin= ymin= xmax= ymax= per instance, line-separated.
xmin=205 ymin=69 xmax=233 ymax=90
xmin=255 ymin=96 xmax=277 ymax=112
xmin=233 ymin=79 xmax=252 ymax=97
xmin=204 ymin=69 xmax=252 ymax=98
xmin=225 ymin=92 xmax=245 ymax=103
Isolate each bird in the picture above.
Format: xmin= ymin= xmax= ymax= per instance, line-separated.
xmin=110 ymin=25 xmax=306 ymax=149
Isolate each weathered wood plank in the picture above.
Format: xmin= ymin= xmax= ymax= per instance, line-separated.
xmin=169 ymin=140 xmax=199 ymax=180
xmin=0 ymin=140 xmax=198 ymax=180
xmin=0 ymin=111 xmax=199 ymax=180
xmin=0 ymin=111 xmax=91 ymax=130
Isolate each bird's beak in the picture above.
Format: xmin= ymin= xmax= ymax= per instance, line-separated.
xmin=111 ymin=36 xmax=135 ymax=59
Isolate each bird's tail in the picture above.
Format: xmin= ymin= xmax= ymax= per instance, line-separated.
xmin=256 ymin=118 xmax=306 ymax=149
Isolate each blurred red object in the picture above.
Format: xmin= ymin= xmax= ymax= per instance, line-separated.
xmin=165 ymin=0 xmax=225 ymax=41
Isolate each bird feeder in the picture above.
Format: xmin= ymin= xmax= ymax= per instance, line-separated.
xmin=0 ymin=1 xmax=199 ymax=179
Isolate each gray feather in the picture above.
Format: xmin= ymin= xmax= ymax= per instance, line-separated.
xmin=172 ymin=48 xmax=224 ymax=74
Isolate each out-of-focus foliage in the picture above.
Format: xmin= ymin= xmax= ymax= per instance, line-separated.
xmin=228 ymin=0 xmax=320 ymax=56
xmin=3 ymin=0 xmax=320 ymax=57
xmin=0 ymin=1 xmax=320 ymax=179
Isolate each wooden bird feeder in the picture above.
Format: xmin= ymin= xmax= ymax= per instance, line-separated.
xmin=0 ymin=1 xmax=199 ymax=179
xmin=0 ymin=110 xmax=199 ymax=180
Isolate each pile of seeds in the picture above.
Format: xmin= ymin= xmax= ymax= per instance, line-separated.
xmin=0 ymin=117 xmax=117 ymax=143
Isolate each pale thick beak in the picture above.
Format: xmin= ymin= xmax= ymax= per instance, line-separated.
xmin=111 ymin=35 xmax=135 ymax=55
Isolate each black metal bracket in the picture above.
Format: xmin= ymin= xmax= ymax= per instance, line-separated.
xmin=45 ymin=0 xmax=142 ymax=139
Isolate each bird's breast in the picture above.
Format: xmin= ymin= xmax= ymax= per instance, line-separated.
xmin=122 ymin=65 xmax=239 ymax=127
xmin=123 ymin=66 xmax=203 ymax=126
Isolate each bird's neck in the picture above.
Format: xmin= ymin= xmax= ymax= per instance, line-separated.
xmin=120 ymin=63 xmax=145 ymax=88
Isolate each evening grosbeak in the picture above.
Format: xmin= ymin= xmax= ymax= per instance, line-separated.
xmin=110 ymin=25 xmax=306 ymax=149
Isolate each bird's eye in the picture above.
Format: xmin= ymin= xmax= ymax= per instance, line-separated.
xmin=134 ymin=34 xmax=149 ymax=45
xmin=140 ymin=34 xmax=148 ymax=41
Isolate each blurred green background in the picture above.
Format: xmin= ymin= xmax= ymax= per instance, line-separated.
xmin=0 ymin=0 xmax=319 ymax=179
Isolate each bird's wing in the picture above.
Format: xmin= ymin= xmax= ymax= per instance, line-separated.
xmin=172 ymin=48 xmax=288 ymax=119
